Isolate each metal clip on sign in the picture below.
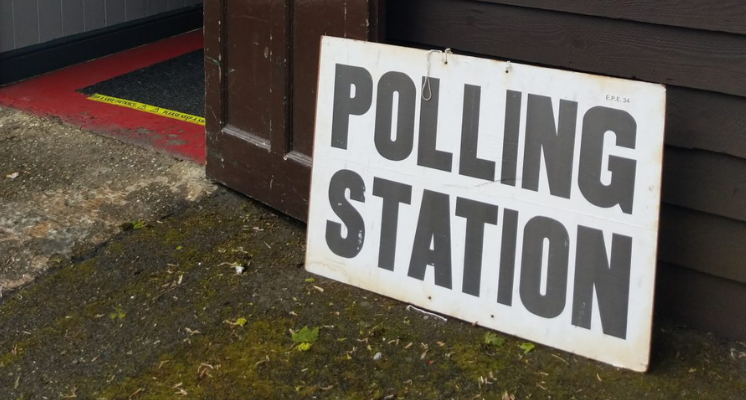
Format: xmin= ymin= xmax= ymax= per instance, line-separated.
xmin=422 ymin=48 xmax=453 ymax=102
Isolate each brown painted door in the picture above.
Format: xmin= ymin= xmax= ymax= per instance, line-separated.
xmin=204 ymin=0 xmax=384 ymax=221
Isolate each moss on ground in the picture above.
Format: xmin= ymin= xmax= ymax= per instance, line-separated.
xmin=0 ymin=189 xmax=745 ymax=399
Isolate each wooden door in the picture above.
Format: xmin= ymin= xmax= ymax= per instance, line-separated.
xmin=204 ymin=0 xmax=384 ymax=221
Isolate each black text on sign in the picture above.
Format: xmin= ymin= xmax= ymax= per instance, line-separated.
xmin=306 ymin=37 xmax=666 ymax=372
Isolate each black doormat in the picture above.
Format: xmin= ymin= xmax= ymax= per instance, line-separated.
xmin=79 ymin=50 xmax=205 ymax=117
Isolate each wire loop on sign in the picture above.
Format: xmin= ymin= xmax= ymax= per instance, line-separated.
xmin=406 ymin=305 xmax=448 ymax=322
xmin=422 ymin=48 xmax=453 ymax=102
xmin=443 ymin=48 xmax=453 ymax=64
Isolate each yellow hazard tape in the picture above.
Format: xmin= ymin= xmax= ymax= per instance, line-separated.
xmin=87 ymin=93 xmax=205 ymax=126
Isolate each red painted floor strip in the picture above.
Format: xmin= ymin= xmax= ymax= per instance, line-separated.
xmin=0 ymin=30 xmax=205 ymax=164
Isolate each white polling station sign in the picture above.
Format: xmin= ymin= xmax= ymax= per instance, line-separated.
xmin=306 ymin=36 xmax=666 ymax=371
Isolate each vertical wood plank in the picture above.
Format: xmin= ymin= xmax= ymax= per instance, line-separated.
xmin=125 ymin=0 xmax=145 ymax=21
xmin=204 ymin=0 xmax=223 ymax=135
xmin=0 ymin=0 xmax=15 ymax=52
xmin=370 ymin=0 xmax=386 ymax=42
xmin=61 ymin=0 xmax=85 ymax=36
xmin=105 ymin=0 xmax=126 ymax=26
xmin=223 ymin=0 xmax=288 ymax=142
xmin=38 ymin=0 xmax=63 ymax=43
xmin=292 ymin=0 xmax=371 ymax=155
xmin=267 ymin=0 xmax=290 ymax=155
xmin=84 ymin=0 xmax=105 ymax=31
xmin=12 ymin=0 xmax=39 ymax=48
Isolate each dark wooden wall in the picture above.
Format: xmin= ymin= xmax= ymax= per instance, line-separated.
xmin=387 ymin=0 xmax=746 ymax=340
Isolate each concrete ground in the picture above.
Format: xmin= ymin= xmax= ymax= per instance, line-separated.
xmin=0 ymin=107 xmax=214 ymax=294
xmin=1 ymin=106 xmax=745 ymax=399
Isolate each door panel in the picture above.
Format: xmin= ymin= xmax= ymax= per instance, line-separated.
xmin=292 ymin=0 xmax=373 ymax=155
xmin=223 ymin=0 xmax=286 ymax=141
xmin=205 ymin=0 xmax=382 ymax=221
